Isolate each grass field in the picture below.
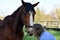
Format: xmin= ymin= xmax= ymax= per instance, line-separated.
xmin=23 ymin=28 xmax=60 ymax=40
xmin=48 ymin=30 xmax=60 ymax=40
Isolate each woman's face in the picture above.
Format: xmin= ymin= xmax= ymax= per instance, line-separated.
xmin=33 ymin=27 xmax=42 ymax=37
xmin=33 ymin=28 xmax=39 ymax=36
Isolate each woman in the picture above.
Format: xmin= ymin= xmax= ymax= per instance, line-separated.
xmin=33 ymin=24 xmax=56 ymax=40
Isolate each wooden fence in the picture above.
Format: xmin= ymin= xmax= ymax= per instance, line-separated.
xmin=34 ymin=20 xmax=60 ymax=28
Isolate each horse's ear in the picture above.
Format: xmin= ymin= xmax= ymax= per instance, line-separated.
xmin=33 ymin=2 xmax=39 ymax=7
xmin=21 ymin=0 xmax=25 ymax=5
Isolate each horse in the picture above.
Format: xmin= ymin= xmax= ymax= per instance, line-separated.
xmin=0 ymin=19 xmax=2 ymax=22
xmin=0 ymin=0 xmax=39 ymax=40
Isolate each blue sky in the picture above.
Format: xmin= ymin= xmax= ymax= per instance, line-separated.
xmin=0 ymin=0 xmax=60 ymax=17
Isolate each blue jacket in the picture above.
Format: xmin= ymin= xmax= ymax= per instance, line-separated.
xmin=39 ymin=31 xmax=56 ymax=40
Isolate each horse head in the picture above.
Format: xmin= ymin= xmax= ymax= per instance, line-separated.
xmin=20 ymin=0 xmax=39 ymax=36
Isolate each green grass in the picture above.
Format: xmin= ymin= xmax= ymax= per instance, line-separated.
xmin=23 ymin=35 xmax=37 ymax=40
xmin=48 ymin=30 xmax=60 ymax=40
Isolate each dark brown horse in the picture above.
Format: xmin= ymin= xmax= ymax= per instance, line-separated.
xmin=0 ymin=0 xmax=39 ymax=40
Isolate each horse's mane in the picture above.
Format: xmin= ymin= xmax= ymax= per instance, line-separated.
xmin=11 ymin=5 xmax=23 ymax=16
xmin=0 ymin=5 xmax=24 ymax=31
xmin=0 ymin=19 xmax=2 ymax=26
xmin=2 ymin=5 xmax=23 ymax=25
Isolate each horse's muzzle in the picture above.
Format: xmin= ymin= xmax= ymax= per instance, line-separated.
xmin=27 ymin=27 xmax=33 ymax=36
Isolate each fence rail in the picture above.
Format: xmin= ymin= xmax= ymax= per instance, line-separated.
xmin=34 ymin=20 xmax=60 ymax=28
